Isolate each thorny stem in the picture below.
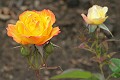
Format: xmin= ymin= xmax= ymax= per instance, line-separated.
xmin=84 ymin=45 xmax=98 ymax=56
xmin=95 ymin=29 xmax=100 ymax=57
xmin=40 ymin=66 xmax=63 ymax=72
xmin=106 ymin=73 xmax=114 ymax=80
xmin=35 ymin=69 xmax=41 ymax=80
xmin=106 ymin=75 xmax=111 ymax=80
xmin=99 ymin=64 xmax=105 ymax=78
xmin=27 ymin=56 xmax=35 ymax=69
xmin=95 ymin=29 xmax=105 ymax=79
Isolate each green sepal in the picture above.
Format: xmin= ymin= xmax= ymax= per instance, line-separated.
xmin=98 ymin=24 xmax=113 ymax=37
xmin=88 ymin=25 xmax=97 ymax=33
xmin=21 ymin=45 xmax=31 ymax=57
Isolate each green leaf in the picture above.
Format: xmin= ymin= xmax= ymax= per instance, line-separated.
xmin=87 ymin=73 xmax=105 ymax=80
xmin=89 ymin=25 xmax=97 ymax=33
xmin=86 ymin=75 xmax=99 ymax=80
xmin=98 ymin=24 xmax=113 ymax=37
xmin=109 ymin=58 xmax=120 ymax=72
xmin=51 ymin=69 xmax=92 ymax=79
xmin=87 ymin=76 xmax=99 ymax=80
xmin=109 ymin=58 xmax=120 ymax=78
xmin=112 ymin=73 xmax=120 ymax=78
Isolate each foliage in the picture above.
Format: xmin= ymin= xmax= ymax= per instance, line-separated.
xmin=109 ymin=58 xmax=120 ymax=78
xmin=51 ymin=69 xmax=92 ymax=79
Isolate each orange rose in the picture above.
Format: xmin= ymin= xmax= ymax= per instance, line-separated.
xmin=7 ymin=9 xmax=60 ymax=45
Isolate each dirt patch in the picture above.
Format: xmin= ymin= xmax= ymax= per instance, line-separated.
xmin=0 ymin=0 xmax=120 ymax=80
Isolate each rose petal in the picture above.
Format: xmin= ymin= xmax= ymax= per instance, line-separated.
xmin=81 ymin=14 xmax=92 ymax=24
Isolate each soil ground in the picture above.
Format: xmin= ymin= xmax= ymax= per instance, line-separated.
xmin=0 ymin=0 xmax=120 ymax=80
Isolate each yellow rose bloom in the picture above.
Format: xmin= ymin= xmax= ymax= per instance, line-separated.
xmin=7 ymin=9 xmax=60 ymax=45
xmin=81 ymin=5 xmax=108 ymax=25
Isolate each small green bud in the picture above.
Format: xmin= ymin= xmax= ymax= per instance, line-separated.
xmin=21 ymin=45 xmax=30 ymax=57
xmin=44 ymin=42 xmax=54 ymax=54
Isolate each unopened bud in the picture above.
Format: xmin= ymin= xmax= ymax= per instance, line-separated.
xmin=21 ymin=45 xmax=31 ymax=57
xmin=44 ymin=42 xmax=54 ymax=54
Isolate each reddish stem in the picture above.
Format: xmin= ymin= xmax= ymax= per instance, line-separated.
xmin=35 ymin=70 xmax=41 ymax=80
